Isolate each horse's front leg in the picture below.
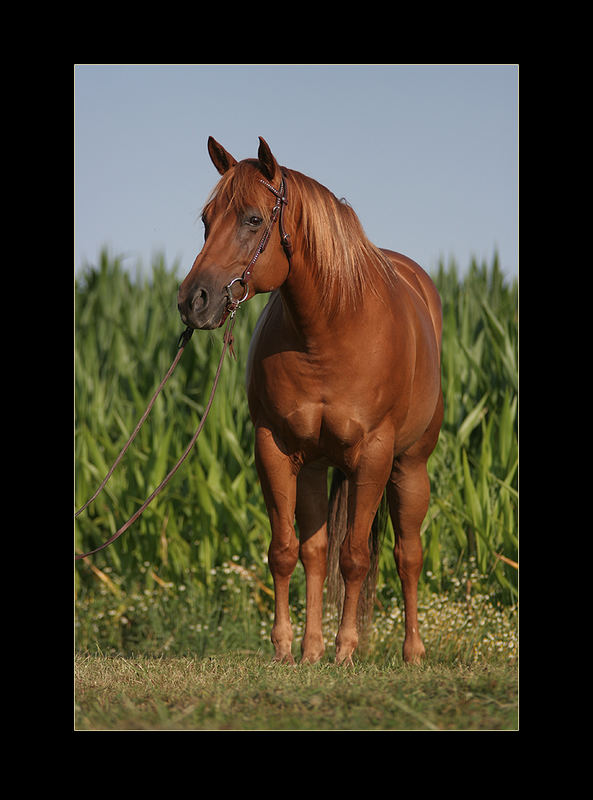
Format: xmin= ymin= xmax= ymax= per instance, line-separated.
xmin=255 ymin=426 xmax=299 ymax=664
xmin=296 ymin=463 xmax=329 ymax=664
xmin=335 ymin=436 xmax=393 ymax=666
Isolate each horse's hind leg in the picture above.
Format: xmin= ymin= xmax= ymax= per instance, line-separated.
xmin=295 ymin=463 xmax=329 ymax=664
xmin=387 ymin=456 xmax=428 ymax=664
xmin=388 ymin=397 xmax=443 ymax=663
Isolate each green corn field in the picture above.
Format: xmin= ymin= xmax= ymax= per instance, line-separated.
xmin=74 ymin=250 xmax=518 ymax=648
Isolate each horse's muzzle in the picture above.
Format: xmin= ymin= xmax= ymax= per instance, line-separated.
xmin=177 ymin=284 xmax=227 ymax=330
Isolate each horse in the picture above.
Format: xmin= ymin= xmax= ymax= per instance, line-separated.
xmin=177 ymin=137 xmax=443 ymax=666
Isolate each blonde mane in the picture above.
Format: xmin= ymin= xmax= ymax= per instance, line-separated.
xmin=203 ymin=160 xmax=397 ymax=316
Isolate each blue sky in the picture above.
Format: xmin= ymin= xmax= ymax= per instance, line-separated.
xmin=75 ymin=64 xmax=518 ymax=282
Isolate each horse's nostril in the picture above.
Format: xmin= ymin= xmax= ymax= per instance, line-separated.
xmin=192 ymin=288 xmax=208 ymax=313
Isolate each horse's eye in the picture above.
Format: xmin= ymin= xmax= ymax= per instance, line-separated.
xmin=247 ymin=215 xmax=263 ymax=227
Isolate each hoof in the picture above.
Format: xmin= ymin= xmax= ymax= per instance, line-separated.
xmin=300 ymin=652 xmax=324 ymax=665
xmin=335 ymin=645 xmax=355 ymax=667
xmin=335 ymin=630 xmax=357 ymax=667
xmin=300 ymin=636 xmax=325 ymax=665
xmin=272 ymin=652 xmax=296 ymax=665
xmin=403 ymin=638 xmax=426 ymax=665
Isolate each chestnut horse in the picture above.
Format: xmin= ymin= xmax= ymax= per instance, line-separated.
xmin=177 ymin=137 xmax=443 ymax=665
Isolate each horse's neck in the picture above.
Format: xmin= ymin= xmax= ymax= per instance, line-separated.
xmin=277 ymin=250 xmax=378 ymax=348
xmin=277 ymin=252 xmax=327 ymax=343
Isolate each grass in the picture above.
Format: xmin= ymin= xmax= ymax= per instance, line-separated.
xmin=74 ymin=560 xmax=518 ymax=731
xmin=75 ymin=652 xmax=517 ymax=731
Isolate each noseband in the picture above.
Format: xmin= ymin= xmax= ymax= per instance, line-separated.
xmin=221 ymin=176 xmax=292 ymax=325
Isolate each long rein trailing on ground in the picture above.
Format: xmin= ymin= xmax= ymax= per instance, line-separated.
xmin=74 ymin=177 xmax=291 ymax=561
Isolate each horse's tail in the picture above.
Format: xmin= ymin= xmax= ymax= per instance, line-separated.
xmin=327 ymin=469 xmax=386 ymax=650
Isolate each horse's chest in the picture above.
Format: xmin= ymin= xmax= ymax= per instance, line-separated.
xmin=249 ymin=352 xmax=374 ymax=464
xmin=251 ymin=358 xmax=324 ymax=442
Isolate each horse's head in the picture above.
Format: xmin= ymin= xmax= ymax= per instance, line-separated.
xmin=177 ymin=137 xmax=291 ymax=330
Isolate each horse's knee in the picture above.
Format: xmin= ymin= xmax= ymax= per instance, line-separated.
xmin=339 ymin=540 xmax=370 ymax=584
xmin=269 ymin=535 xmax=299 ymax=578
xmin=299 ymin=533 xmax=327 ymax=572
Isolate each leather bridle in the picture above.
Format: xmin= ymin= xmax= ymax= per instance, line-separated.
xmin=220 ymin=175 xmax=292 ymax=326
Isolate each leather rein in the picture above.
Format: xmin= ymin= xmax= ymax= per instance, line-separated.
xmin=75 ymin=175 xmax=291 ymax=560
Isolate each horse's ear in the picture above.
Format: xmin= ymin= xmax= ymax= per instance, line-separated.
xmin=208 ymin=137 xmax=237 ymax=175
xmin=257 ymin=137 xmax=280 ymax=182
